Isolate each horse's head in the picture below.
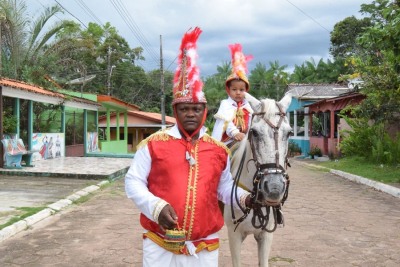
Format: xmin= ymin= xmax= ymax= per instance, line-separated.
xmin=245 ymin=92 xmax=292 ymax=206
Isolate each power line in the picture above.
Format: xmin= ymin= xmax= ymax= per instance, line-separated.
xmin=74 ymin=0 xmax=103 ymax=26
xmin=54 ymin=0 xmax=87 ymax=29
xmin=285 ymin=0 xmax=330 ymax=32
xmin=109 ymin=0 xmax=159 ymax=65
xmin=56 ymin=0 xmax=160 ymax=71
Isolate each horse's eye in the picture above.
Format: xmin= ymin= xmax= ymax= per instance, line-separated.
xmin=252 ymin=130 xmax=259 ymax=138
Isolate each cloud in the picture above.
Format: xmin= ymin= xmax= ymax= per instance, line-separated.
xmin=30 ymin=0 xmax=367 ymax=76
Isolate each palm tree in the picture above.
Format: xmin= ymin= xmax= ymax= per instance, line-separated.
xmin=249 ymin=62 xmax=269 ymax=98
xmin=290 ymin=63 xmax=309 ymax=83
xmin=0 ymin=0 xmax=28 ymax=77
xmin=0 ymin=0 xmax=75 ymax=81
xmin=203 ymin=61 xmax=231 ymax=122
xmin=267 ymin=60 xmax=288 ymax=100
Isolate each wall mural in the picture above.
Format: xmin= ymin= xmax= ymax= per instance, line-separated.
xmin=87 ymin=132 xmax=99 ymax=153
xmin=32 ymin=133 xmax=65 ymax=161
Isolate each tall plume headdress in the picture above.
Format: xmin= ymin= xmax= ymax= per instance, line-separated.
xmin=172 ymin=27 xmax=206 ymax=105
xmin=172 ymin=27 xmax=207 ymax=148
xmin=225 ymin=43 xmax=253 ymax=92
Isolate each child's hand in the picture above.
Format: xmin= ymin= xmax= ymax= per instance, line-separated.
xmin=234 ymin=132 xmax=245 ymax=141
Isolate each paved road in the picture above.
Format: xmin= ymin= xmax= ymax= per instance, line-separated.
xmin=0 ymin=160 xmax=399 ymax=266
xmin=0 ymin=175 xmax=98 ymax=226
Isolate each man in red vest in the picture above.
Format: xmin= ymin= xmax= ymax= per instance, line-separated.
xmin=125 ymin=27 xmax=251 ymax=267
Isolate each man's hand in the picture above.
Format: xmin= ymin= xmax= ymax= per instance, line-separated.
xmin=234 ymin=132 xmax=245 ymax=141
xmin=158 ymin=204 xmax=178 ymax=232
xmin=245 ymin=194 xmax=252 ymax=208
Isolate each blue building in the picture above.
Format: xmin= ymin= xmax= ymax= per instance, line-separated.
xmin=286 ymin=83 xmax=351 ymax=157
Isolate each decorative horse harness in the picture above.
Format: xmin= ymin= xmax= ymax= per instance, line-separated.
xmin=231 ymin=100 xmax=291 ymax=233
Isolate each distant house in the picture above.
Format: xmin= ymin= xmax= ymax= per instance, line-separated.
xmin=286 ymin=83 xmax=354 ymax=156
xmin=98 ymin=110 xmax=176 ymax=152
xmin=306 ymin=92 xmax=365 ymax=157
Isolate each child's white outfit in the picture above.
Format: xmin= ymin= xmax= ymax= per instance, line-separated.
xmin=212 ymin=97 xmax=253 ymax=146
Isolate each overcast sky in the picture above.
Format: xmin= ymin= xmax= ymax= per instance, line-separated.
xmin=28 ymin=0 xmax=368 ymax=77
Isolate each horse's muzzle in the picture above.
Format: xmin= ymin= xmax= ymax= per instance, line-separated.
xmin=257 ymin=172 xmax=287 ymax=205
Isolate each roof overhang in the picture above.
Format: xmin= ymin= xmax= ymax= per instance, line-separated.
xmin=2 ymin=86 xmax=63 ymax=105
xmin=97 ymin=95 xmax=140 ymax=112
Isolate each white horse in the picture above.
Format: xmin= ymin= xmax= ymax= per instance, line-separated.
xmin=224 ymin=92 xmax=292 ymax=267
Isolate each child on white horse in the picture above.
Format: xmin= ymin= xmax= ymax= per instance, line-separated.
xmin=211 ymin=43 xmax=253 ymax=147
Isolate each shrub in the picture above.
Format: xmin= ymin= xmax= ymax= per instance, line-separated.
xmin=309 ymin=145 xmax=322 ymax=157
xmin=288 ymin=141 xmax=302 ymax=156
xmin=2 ymin=108 xmax=18 ymax=133
xmin=340 ymin=117 xmax=400 ymax=165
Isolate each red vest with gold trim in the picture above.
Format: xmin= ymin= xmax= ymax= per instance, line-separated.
xmin=140 ymin=134 xmax=228 ymax=241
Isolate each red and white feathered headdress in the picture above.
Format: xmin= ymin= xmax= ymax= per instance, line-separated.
xmin=225 ymin=43 xmax=253 ymax=92
xmin=172 ymin=27 xmax=206 ymax=105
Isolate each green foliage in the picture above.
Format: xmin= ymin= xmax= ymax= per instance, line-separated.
xmin=203 ymin=62 xmax=230 ymax=122
xmin=0 ymin=206 xmax=46 ymax=230
xmin=308 ymin=145 xmax=322 ymax=157
xmin=350 ymin=0 xmax=400 ymax=125
xmin=33 ymin=103 xmax=62 ymax=133
xmin=330 ymin=16 xmax=372 ymax=60
xmin=2 ymin=108 xmax=18 ymax=133
xmin=249 ymin=61 xmax=288 ymax=100
xmin=318 ymin=156 xmax=400 ymax=184
xmin=332 ymin=0 xmax=400 ymax=166
xmin=340 ymin=117 xmax=400 ymax=165
xmin=289 ymin=58 xmax=349 ymax=84
xmin=288 ymin=141 xmax=302 ymax=156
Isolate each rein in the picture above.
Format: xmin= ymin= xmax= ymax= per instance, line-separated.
xmin=231 ymin=101 xmax=291 ymax=232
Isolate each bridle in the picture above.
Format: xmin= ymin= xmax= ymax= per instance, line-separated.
xmin=231 ymin=100 xmax=291 ymax=233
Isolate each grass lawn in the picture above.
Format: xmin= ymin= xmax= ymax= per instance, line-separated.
xmin=316 ymin=156 xmax=400 ymax=185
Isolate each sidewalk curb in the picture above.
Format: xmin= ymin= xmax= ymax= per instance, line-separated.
xmin=0 ymin=180 xmax=110 ymax=243
xmin=330 ymin=169 xmax=400 ymax=198
xmin=295 ymin=160 xmax=400 ymax=199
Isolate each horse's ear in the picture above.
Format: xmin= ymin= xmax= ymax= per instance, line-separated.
xmin=279 ymin=92 xmax=292 ymax=111
xmin=245 ymin=92 xmax=261 ymax=111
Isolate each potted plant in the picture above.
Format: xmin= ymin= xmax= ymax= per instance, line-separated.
xmin=308 ymin=145 xmax=322 ymax=159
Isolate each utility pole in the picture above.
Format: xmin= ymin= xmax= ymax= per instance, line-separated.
xmin=0 ymin=16 xmax=3 ymax=167
xmin=160 ymin=35 xmax=166 ymax=129
xmin=107 ymin=46 xmax=112 ymax=95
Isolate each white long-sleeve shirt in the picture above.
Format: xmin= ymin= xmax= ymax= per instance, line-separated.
xmin=212 ymin=97 xmax=253 ymax=145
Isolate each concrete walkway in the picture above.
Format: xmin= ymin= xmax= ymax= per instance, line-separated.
xmin=0 ymin=158 xmax=399 ymax=266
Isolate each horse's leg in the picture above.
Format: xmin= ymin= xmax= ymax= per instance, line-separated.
xmin=254 ymin=231 xmax=273 ymax=267
xmin=227 ymin=225 xmax=246 ymax=267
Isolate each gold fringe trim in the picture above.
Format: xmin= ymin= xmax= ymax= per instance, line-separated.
xmin=235 ymin=108 xmax=245 ymax=131
xmin=202 ymin=134 xmax=231 ymax=156
xmin=136 ymin=130 xmax=173 ymax=150
xmin=143 ymin=231 xmax=219 ymax=255
xmin=187 ymin=144 xmax=199 ymax=239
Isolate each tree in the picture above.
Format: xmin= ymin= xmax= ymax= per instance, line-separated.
xmin=289 ymin=58 xmax=348 ymax=84
xmin=330 ymin=16 xmax=372 ymax=60
xmin=338 ymin=0 xmax=400 ymax=164
xmin=267 ymin=60 xmax=288 ymax=100
xmin=249 ymin=62 xmax=269 ymax=99
xmin=353 ymin=0 xmax=400 ymax=125
xmin=203 ymin=61 xmax=231 ymax=122
xmin=0 ymin=0 xmax=75 ymax=81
